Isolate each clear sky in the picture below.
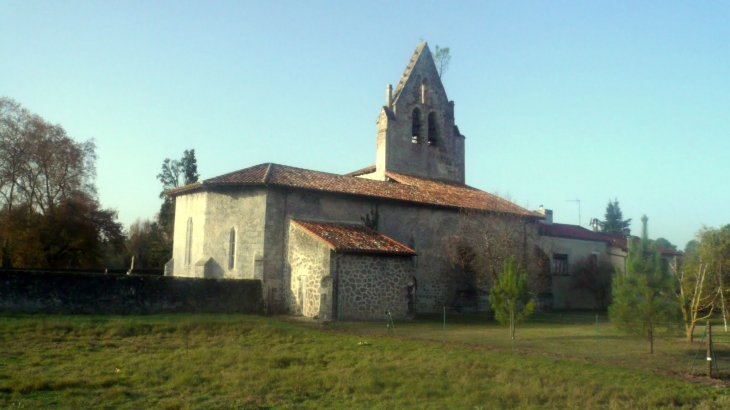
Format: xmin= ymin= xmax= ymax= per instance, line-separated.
xmin=1 ymin=1 xmax=728 ymax=250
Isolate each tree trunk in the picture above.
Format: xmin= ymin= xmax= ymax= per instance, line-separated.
xmin=687 ymin=322 xmax=695 ymax=343
xmin=649 ymin=328 xmax=654 ymax=354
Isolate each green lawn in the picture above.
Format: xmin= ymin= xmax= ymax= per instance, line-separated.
xmin=333 ymin=311 xmax=730 ymax=378
xmin=0 ymin=313 xmax=729 ymax=409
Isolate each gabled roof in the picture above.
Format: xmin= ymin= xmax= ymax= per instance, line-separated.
xmin=166 ymin=163 xmax=540 ymax=218
xmin=391 ymin=42 xmax=446 ymax=106
xmin=540 ymin=223 xmax=680 ymax=256
xmin=291 ymin=220 xmax=416 ymax=256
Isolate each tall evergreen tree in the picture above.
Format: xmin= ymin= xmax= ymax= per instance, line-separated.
xmin=598 ymin=199 xmax=632 ymax=234
xmin=609 ymin=215 xmax=678 ymax=353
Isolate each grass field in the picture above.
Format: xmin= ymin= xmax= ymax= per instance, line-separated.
xmin=1 ymin=314 xmax=730 ymax=409
xmin=333 ymin=311 xmax=730 ymax=378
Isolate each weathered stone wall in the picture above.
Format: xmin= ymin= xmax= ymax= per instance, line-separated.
xmin=0 ymin=270 xmax=262 ymax=314
xmin=172 ymin=192 xmax=208 ymax=277
xmin=336 ymin=254 xmax=410 ymax=320
xmin=286 ymin=223 xmax=331 ymax=317
xmin=202 ymin=189 xmax=267 ymax=279
xmin=171 ymin=189 xmax=267 ymax=280
xmin=264 ymin=187 xmax=482 ymax=314
xmin=374 ymin=44 xmax=465 ymax=184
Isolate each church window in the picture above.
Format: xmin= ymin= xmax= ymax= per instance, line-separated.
xmin=427 ymin=112 xmax=438 ymax=145
xmin=185 ymin=218 xmax=193 ymax=266
xmin=228 ymin=228 xmax=236 ymax=270
xmin=411 ymin=108 xmax=422 ymax=143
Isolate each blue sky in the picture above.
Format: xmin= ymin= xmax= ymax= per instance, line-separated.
xmin=1 ymin=1 xmax=728 ymax=249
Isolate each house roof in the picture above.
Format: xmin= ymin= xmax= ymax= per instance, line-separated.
xmin=539 ymin=223 xmax=611 ymax=243
xmin=539 ymin=223 xmax=680 ymax=256
xmin=166 ymin=163 xmax=540 ymax=217
xmin=291 ymin=220 xmax=416 ymax=256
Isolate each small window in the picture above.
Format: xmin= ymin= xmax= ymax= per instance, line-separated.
xmin=185 ymin=218 xmax=193 ymax=266
xmin=411 ymin=108 xmax=421 ymax=143
xmin=228 ymin=228 xmax=236 ymax=270
xmin=552 ymin=253 xmax=568 ymax=275
xmin=427 ymin=112 xmax=438 ymax=145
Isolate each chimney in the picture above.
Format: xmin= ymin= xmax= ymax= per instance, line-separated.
xmin=545 ymin=209 xmax=553 ymax=225
xmin=591 ymin=218 xmax=599 ymax=232
xmin=386 ymin=84 xmax=392 ymax=107
xmin=536 ymin=206 xmax=553 ymax=225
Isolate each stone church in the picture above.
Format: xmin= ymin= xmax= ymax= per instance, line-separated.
xmin=165 ymin=43 xmax=541 ymax=320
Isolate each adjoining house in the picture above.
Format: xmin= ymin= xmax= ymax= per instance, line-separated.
xmin=164 ymin=42 xmax=541 ymax=320
xmin=537 ymin=207 xmax=679 ymax=310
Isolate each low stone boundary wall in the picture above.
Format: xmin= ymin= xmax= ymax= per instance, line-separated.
xmin=0 ymin=270 xmax=262 ymax=315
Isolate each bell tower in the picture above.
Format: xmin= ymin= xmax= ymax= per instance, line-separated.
xmin=369 ymin=42 xmax=466 ymax=184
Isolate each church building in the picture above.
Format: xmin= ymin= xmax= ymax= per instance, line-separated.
xmin=165 ymin=43 xmax=541 ymax=320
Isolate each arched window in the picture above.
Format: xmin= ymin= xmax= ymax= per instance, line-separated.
xmin=411 ymin=108 xmax=421 ymax=143
xmin=228 ymin=228 xmax=236 ymax=270
xmin=428 ymin=112 xmax=438 ymax=145
xmin=185 ymin=218 xmax=193 ymax=266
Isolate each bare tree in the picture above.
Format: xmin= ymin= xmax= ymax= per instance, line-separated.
xmin=671 ymin=257 xmax=717 ymax=342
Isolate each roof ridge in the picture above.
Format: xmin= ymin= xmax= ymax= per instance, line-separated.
xmin=263 ymin=163 xmax=273 ymax=184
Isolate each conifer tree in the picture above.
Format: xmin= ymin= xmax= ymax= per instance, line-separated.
xmin=598 ymin=199 xmax=632 ymax=234
xmin=609 ymin=215 xmax=678 ymax=353
xmin=490 ymin=256 xmax=535 ymax=340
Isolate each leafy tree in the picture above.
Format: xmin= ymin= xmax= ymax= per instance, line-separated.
xmin=433 ymin=45 xmax=451 ymax=79
xmin=609 ymin=215 xmax=678 ymax=353
xmin=125 ymin=218 xmax=170 ymax=269
xmin=655 ymin=237 xmax=678 ymax=252
xmin=0 ymin=97 xmax=123 ymax=268
xmin=571 ymin=255 xmax=614 ymax=310
xmin=598 ymin=199 xmax=632 ymax=234
xmin=489 ymin=256 xmax=535 ymax=340
xmin=155 ymin=149 xmax=200 ymax=262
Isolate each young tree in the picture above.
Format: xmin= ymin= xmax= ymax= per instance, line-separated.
xmin=609 ymin=215 xmax=678 ymax=353
xmin=598 ymin=199 xmax=632 ymax=234
xmin=433 ymin=45 xmax=451 ymax=79
xmin=490 ymin=256 xmax=535 ymax=340
xmin=671 ymin=255 xmax=717 ymax=342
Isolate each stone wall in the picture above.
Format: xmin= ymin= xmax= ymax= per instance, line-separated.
xmin=336 ymin=254 xmax=411 ymax=320
xmin=172 ymin=192 xmax=208 ymax=277
xmin=286 ymin=223 xmax=331 ymax=317
xmin=0 ymin=270 xmax=262 ymax=314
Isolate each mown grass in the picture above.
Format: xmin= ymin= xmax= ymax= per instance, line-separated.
xmin=0 ymin=314 xmax=729 ymax=409
xmin=334 ymin=311 xmax=730 ymax=377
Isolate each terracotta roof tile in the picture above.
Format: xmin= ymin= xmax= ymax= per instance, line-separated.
xmin=292 ymin=220 xmax=416 ymax=256
xmin=166 ymin=163 xmax=540 ymax=217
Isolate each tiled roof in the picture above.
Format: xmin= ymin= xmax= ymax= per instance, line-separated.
xmin=540 ymin=223 xmax=680 ymax=256
xmin=166 ymin=163 xmax=540 ymax=217
xmin=291 ymin=220 xmax=416 ymax=256
xmin=539 ymin=223 xmax=611 ymax=242
xmin=344 ymin=165 xmax=376 ymax=177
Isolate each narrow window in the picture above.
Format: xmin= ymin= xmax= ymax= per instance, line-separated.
xmin=427 ymin=112 xmax=438 ymax=145
xmin=228 ymin=228 xmax=236 ymax=270
xmin=185 ymin=218 xmax=193 ymax=266
xmin=552 ymin=253 xmax=568 ymax=276
xmin=411 ymin=108 xmax=421 ymax=143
